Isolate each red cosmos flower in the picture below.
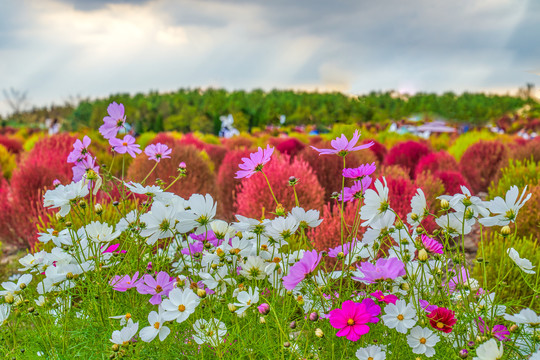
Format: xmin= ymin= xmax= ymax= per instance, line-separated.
xmin=370 ymin=290 xmax=398 ymax=305
xmin=427 ymin=307 xmax=457 ymax=333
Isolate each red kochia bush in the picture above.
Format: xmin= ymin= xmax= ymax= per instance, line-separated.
xmin=150 ymin=133 xmax=178 ymax=148
xmin=385 ymin=141 xmax=432 ymax=179
xmin=415 ymin=151 xmax=458 ymax=176
xmin=364 ymin=139 xmax=387 ymax=164
xmin=380 ymin=175 xmax=418 ymax=221
xmin=203 ymin=144 xmax=228 ymax=168
xmin=510 ymin=137 xmax=540 ymax=163
xmin=274 ymin=137 xmax=306 ymax=158
xmin=299 ymin=145 xmax=378 ymax=201
xmin=128 ymin=143 xmax=216 ymax=199
xmin=216 ymin=149 xmax=251 ymax=221
xmin=235 ymin=154 xmax=324 ymax=219
xmin=179 ymin=133 xmax=206 ymax=150
xmin=0 ymin=135 xmax=23 ymax=154
xmin=459 ymin=140 xmax=507 ymax=193
xmin=222 ymin=136 xmax=254 ymax=150
xmin=435 ymin=171 xmax=471 ymax=195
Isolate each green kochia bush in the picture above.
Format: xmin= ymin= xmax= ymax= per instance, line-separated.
xmin=488 ymin=159 xmax=539 ymax=200
xmin=473 ymin=233 xmax=539 ymax=309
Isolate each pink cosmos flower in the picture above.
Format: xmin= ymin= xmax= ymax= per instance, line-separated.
xmin=144 ymin=143 xmax=172 ymax=163
xmin=327 ymin=240 xmax=356 ymax=258
xmin=370 ymin=290 xmax=398 ymax=305
xmin=445 ymin=268 xmax=470 ymax=293
xmin=338 ymin=176 xmax=373 ymax=202
xmin=110 ymin=135 xmax=142 ymax=158
xmin=190 ymin=231 xmax=223 ymax=247
xmin=67 ymin=135 xmax=92 ymax=163
xmin=257 ymin=303 xmax=270 ymax=315
xmin=99 ymin=102 xmax=126 ymax=139
xmin=72 ymin=154 xmax=99 ymax=182
xmin=180 ymin=242 xmax=204 ymax=255
xmin=110 ymin=271 xmax=144 ymax=292
xmin=311 ymin=130 xmax=374 ymax=156
xmin=477 ymin=317 xmax=510 ymax=341
xmin=136 ymin=271 xmax=175 ymax=305
xmin=353 ymin=257 xmax=406 ymax=284
xmin=101 ymin=243 xmax=127 ymax=254
xmin=282 ymin=250 xmax=322 ymax=290
xmin=342 ymin=162 xmax=377 ymax=179
xmin=421 ymin=234 xmax=444 ymax=254
xmin=235 ymin=145 xmax=274 ymax=179
xmin=419 ymin=299 xmax=438 ymax=313
xmin=328 ymin=299 xmax=380 ymax=341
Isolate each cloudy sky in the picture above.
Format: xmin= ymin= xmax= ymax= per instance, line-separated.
xmin=0 ymin=0 xmax=539 ymax=115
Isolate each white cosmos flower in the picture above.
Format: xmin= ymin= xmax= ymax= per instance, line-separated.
xmin=381 ymin=300 xmax=418 ymax=334
xmin=355 ymin=344 xmax=386 ymax=360
xmin=84 ymin=221 xmax=121 ymax=243
xmin=407 ymin=188 xmax=427 ymax=227
xmin=233 ymin=286 xmax=259 ymax=315
xmin=473 ymin=339 xmax=504 ymax=360
xmin=109 ymin=313 xmax=134 ymax=326
xmin=43 ymin=180 xmax=89 ymax=217
xmin=176 ymin=194 xmax=217 ymax=234
xmin=445 ymin=186 xmax=490 ymax=218
xmin=239 ymin=256 xmax=268 ymax=280
xmin=363 ymin=211 xmax=396 ymax=244
xmin=407 ymin=326 xmax=440 ymax=357
xmin=291 ymin=207 xmax=323 ymax=228
xmin=0 ymin=304 xmax=11 ymax=325
xmin=140 ymin=201 xmax=177 ymax=245
xmin=479 ymin=185 xmax=531 ymax=227
xmin=110 ymin=319 xmax=139 ymax=346
xmin=266 ymin=216 xmax=299 ymax=243
xmin=116 ymin=210 xmax=139 ymax=233
xmin=211 ymin=220 xmax=234 ymax=239
xmin=232 ymin=215 xmax=265 ymax=233
xmin=139 ymin=307 xmax=170 ymax=342
xmin=435 ymin=212 xmax=473 ymax=237
xmin=221 ymin=237 xmax=253 ymax=258
xmin=124 ymin=182 xmax=163 ymax=197
xmin=199 ymin=266 xmax=236 ymax=295
xmin=360 ymin=177 xmax=390 ymax=226
xmin=0 ymin=274 xmax=32 ymax=297
xmin=161 ymin=288 xmax=200 ymax=323
xmin=504 ymin=308 xmax=540 ymax=325
xmin=507 ymin=248 xmax=535 ymax=274
xmin=193 ymin=319 xmax=227 ymax=347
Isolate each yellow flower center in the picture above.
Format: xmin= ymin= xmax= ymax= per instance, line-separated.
xmin=155 ymin=285 xmax=163 ymax=293
xmin=178 ymin=304 xmax=186 ymax=312
xmin=347 ymin=318 xmax=355 ymax=326
xmin=420 ymin=337 xmax=426 ymax=344
xmin=153 ymin=322 xmax=160 ymax=329
xmin=437 ymin=322 xmax=444 ymax=329
xmin=397 ymin=314 xmax=404 ymax=321
xmin=125 ymin=313 xmax=131 ymax=320
xmin=122 ymin=142 xmax=128 ymax=146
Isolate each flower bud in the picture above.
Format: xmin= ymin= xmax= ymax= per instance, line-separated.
xmin=296 ymin=295 xmax=304 ymax=305
xmin=509 ymin=324 xmax=518 ymax=332
xmin=228 ymin=304 xmax=237 ymax=313
xmin=28 ymin=307 xmax=35 ymax=313
xmin=65 ymin=221 xmax=72 ymax=228
xmin=196 ymin=289 xmax=207 ymax=298
xmin=288 ymin=176 xmax=298 ymax=186
xmin=95 ymin=203 xmax=103 ymax=215
xmin=112 ymin=344 xmax=120 ymax=352
xmin=289 ymin=321 xmax=296 ymax=329
xmin=458 ymin=349 xmax=468 ymax=358
xmin=309 ymin=312 xmax=319 ymax=322
xmin=337 ymin=252 xmax=345 ymax=260
xmin=257 ymin=303 xmax=270 ymax=315
xmin=315 ymin=328 xmax=324 ymax=338
xmin=53 ymin=179 xmax=61 ymax=187
xmin=283 ymin=342 xmax=291 ymax=348
xmin=259 ymin=317 xmax=266 ymax=324
xmin=440 ymin=199 xmax=450 ymax=210
xmin=501 ymin=225 xmax=511 ymax=236
xmin=410 ymin=213 xmax=419 ymax=222
xmin=330 ymin=191 xmax=339 ymax=199
xmin=467 ymin=341 xmax=475 ymax=348
xmin=275 ymin=204 xmax=286 ymax=216
xmin=78 ymin=199 xmax=87 ymax=209
xmin=418 ymin=249 xmax=428 ymax=262
xmin=5 ymin=293 xmax=14 ymax=304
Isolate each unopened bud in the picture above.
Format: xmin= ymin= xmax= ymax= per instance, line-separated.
xmin=4 ymin=293 xmax=14 ymax=304
xmin=418 ymin=249 xmax=428 ymax=262
xmin=440 ymin=199 xmax=450 ymax=210
xmin=196 ymin=289 xmax=207 ymax=298
xmin=284 ymin=342 xmax=291 ymax=348
xmin=289 ymin=321 xmax=296 ymax=329
xmin=216 ymin=248 xmax=225 ymax=258
xmin=467 ymin=341 xmax=475 ymax=348
xmin=330 ymin=191 xmax=339 ymax=199
xmin=257 ymin=303 xmax=270 ymax=315
xmin=509 ymin=324 xmax=518 ymax=332
xmin=55 ymin=213 xmax=63 ymax=221
xmin=458 ymin=351 xmax=469 ymax=360
xmin=95 ymin=203 xmax=103 ymax=215
xmin=259 ymin=317 xmax=266 ymax=324
xmin=315 ymin=328 xmax=324 ymax=338
xmin=78 ymin=199 xmax=87 ymax=209
xmin=288 ymin=176 xmax=298 ymax=186
xmin=112 ymin=344 xmax=119 ymax=352
xmin=296 ymin=295 xmax=304 ymax=305
xmin=337 ymin=252 xmax=345 ymax=260
xmin=309 ymin=312 xmax=319 ymax=321
xmin=228 ymin=304 xmax=237 ymax=313
xmin=28 ymin=307 xmax=35 ymax=313
xmin=410 ymin=213 xmax=419 ymax=221
xmin=65 ymin=221 xmax=72 ymax=228
xmin=275 ymin=204 xmax=286 ymax=216
xmin=501 ymin=225 xmax=511 ymax=236
xmin=53 ymin=179 xmax=61 ymax=187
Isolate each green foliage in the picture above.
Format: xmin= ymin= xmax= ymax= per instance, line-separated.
xmin=22 ymin=133 xmax=45 ymax=151
xmin=447 ymin=130 xmax=497 ymax=161
xmin=473 ymin=233 xmax=539 ymax=309
xmin=136 ymin=131 xmax=157 ymax=149
xmin=488 ymin=159 xmax=540 ymax=199
xmin=0 ymin=144 xmax=16 ymax=179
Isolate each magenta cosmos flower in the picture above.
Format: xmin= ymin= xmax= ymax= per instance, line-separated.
xmin=353 ymin=257 xmax=406 ymax=284
xmin=477 ymin=317 xmax=510 ymax=341
xmin=235 ymin=145 xmax=274 ymax=179
xmin=282 ymin=250 xmax=322 ymax=290
xmin=109 ymin=271 xmax=144 ymax=292
xmin=144 ymin=143 xmax=172 ymax=163
xmin=67 ymin=135 xmax=92 ymax=163
xmin=110 ymin=135 xmax=142 ymax=158
xmin=338 ymin=176 xmax=372 ymax=202
xmin=99 ymin=102 xmax=126 ymax=139
xmin=311 ymin=130 xmax=374 ymax=156
xmin=370 ymin=290 xmax=398 ymax=305
xmin=72 ymin=154 xmax=99 ymax=182
xmin=329 ymin=299 xmax=380 ymax=341
xmin=342 ymin=162 xmax=377 ymax=179
xmin=328 ymin=240 xmax=357 ymax=258
xmin=421 ymin=234 xmax=444 ymax=254
xmin=136 ymin=271 xmax=175 ymax=305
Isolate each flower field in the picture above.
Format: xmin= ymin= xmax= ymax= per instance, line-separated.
xmin=0 ymin=101 xmax=539 ymax=359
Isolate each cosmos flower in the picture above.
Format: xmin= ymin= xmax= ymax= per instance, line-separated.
xmin=342 ymin=162 xmax=377 ymax=179
xmin=477 ymin=317 xmax=510 ymax=341
xmin=507 ymin=248 xmax=535 ymax=274
xmin=144 ymin=143 xmax=172 ymax=163
xmin=136 ymin=272 xmax=175 ymax=305
xmin=328 ymin=300 xmax=380 ymax=341
xmin=421 ymin=234 xmax=444 ymax=254
xmin=282 ymin=250 xmax=322 ymax=290
xmin=99 ymin=102 xmax=126 ymax=140
xmin=110 ymin=135 xmax=142 ymax=158
xmin=406 ymin=326 xmax=440 ymax=357
xmin=235 ymin=145 xmax=274 ymax=179
xmin=311 ymin=130 xmax=373 ymax=156
xmin=427 ymin=307 xmax=457 ymax=333
xmin=67 ymin=135 xmax=92 ymax=163
xmin=109 ymin=272 xmax=144 ymax=292
xmin=353 ymin=257 xmax=406 ymax=284
xmin=72 ymin=155 xmax=100 ymax=183
xmin=338 ymin=177 xmax=373 ymax=202
xmin=370 ymin=290 xmax=398 ymax=305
